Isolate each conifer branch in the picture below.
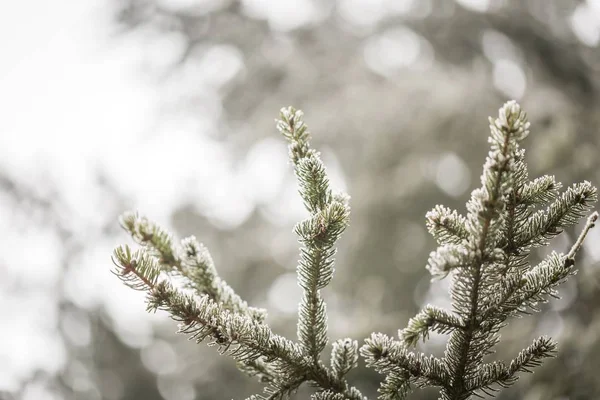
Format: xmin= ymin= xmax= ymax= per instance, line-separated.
xmin=507 ymin=336 xmax=556 ymax=375
xmin=120 ymin=212 xmax=178 ymax=267
xmin=111 ymin=107 xmax=367 ymax=400
xmin=426 ymin=244 xmax=470 ymax=279
xmin=311 ymin=387 xmax=365 ymax=400
xmin=113 ymin=247 xmax=303 ymax=363
xmin=486 ymin=252 xmax=571 ymax=318
xmin=466 ymin=361 xmax=510 ymax=394
xmin=361 ymin=333 xmax=448 ymax=390
xmin=444 ymin=102 xmax=529 ymax=397
xmin=465 ymin=336 xmax=556 ymax=395
xmin=111 ymin=245 xmax=161 ymax=291
xmin=113 ymin=246 xmax=345 ymax=398
xmin=236 ymin=359 xmax=277 ymax=384
xmin=519 ymin=175 xmax=560 ymax=206
xmin=426 ymin=205 xmax=470 ymax=246
xmin=330 ymin=339 xmax=359 ymax=380
xmin=484 ymin=210 xmax=598 ymax=323
xmin=400 ymin=305 xmax=465 ymax=347
xmin=378 ymin=373 xmax=412 ymax=400
xmin=277 ymin=107 xmax=350 ymax=364
xmin=365 ymin=101 xmax=597 ymax=400
xmin=311 ymin=391 xmax=348 ymax=400
xmin=120 ymin=212 xmax=267 ymax=321
xmin=111 ymin=101 xmax=597 ymax=400
xmin=178 ymin=235 xmax=267 ymax=321
xmin=516 ymin=182 xmax=597 ymax=249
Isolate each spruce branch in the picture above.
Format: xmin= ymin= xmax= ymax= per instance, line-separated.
xmin=361 ymin=333 xmax=448 ymax=391
xmin=120 ymin=212 xmax=178 ymax=267
xmin=311 ymin=387 xmax=366 ymax=400
xmin=426 ymin=205 xmax=470 ymax=246
xmin=378 ymin=373 xmax=412 ymax=400
xmin=113 ymin=246 xmax=318 ymax=396
xmin=111 ymin=101 xmax=597 ymax=400
xmin=312 ymin=391 xmax=347 ymax=400
xmin=400 ymin=305 xmax=465 ymax=347
xmin=120 ymin=212 xmax=267 ymax=322
xmin=237 ymin=359 xmax=278 ymax=384
xmin=112 ymin=106 xmax=366 ymax=400
xmin=111 ymin=245 xmax=161 ymax=291
xmin=330 ymin=339 xmax=360 ymax=380
xmin=484 ymin=212 xmax=598 ymax=323
xmin=365 ymin=101 xmax=597 ymax=400
xmin=426 ymin=244 xmax=470 ymax=279
xmin=443 ymin=102 xmax=534 ymax=397
xmin=178 ymin=235 xmax=267 ymax=322
xmin=465 ymin=336 xmax=556 ymax=395
xmin=519 ymin=175 xmax=560 ymax=206
xmin=466 ymin=361 xmax=510 ymax=395
xmin=277 ymin=107 xmax=350 ymax=365
xmin=488 ymin=252 xmax=571 ymax=317
xmin=261 ymin=376 xmax=308 ymax=400
xmin=507 ymin=336 xmax=556 ymax=375
xmin=113 ymin=248 xmax=297 ymax=360
xmin=516 ymin=181 xmax=597 ymax=249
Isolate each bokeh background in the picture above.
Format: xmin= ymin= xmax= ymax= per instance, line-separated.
xmin=2 ymin=0 xmax=600 ymax=399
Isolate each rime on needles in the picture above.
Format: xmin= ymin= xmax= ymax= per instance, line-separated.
xmin=361 ymin=101 xmax=598 ymax=400
xmin=111 ymin=101 xmax=598 ymax=400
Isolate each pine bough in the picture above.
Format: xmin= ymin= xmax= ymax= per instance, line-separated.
xmin=111 ymin=101 xmax=598 ymax=400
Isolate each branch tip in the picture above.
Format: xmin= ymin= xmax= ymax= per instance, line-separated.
xmin=567 ymin=211 xmax=599 ymax=259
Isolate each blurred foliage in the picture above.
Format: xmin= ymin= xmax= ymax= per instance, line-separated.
xmin=7 ymin=0 xmax=600 ymax=399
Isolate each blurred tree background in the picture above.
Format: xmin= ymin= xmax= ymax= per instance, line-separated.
xmin=2 ymin=0 xmax=600 ymax=399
